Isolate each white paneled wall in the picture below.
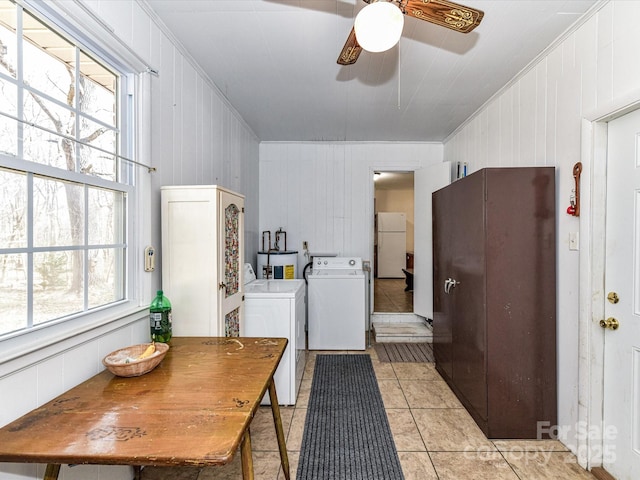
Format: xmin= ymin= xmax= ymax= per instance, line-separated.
xmin=0 ymin=1 xmax=259 ymax=478
xmin=5 ymin=0 xmax=639 ymax=476
xmin=444 ymin=0 xmax=640 ymax=456
xmin=145 ymin=4 xmax=260 ymax=277
xmin=0 ymin=311 xmax=150 ymax=480
xmin=259 ymin=142 xmax=443 ymax=272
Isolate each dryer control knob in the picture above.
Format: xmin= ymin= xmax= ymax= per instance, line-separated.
xmin=349 ymin=259 xmax=356 ymax=266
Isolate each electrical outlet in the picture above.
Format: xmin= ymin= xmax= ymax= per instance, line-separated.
xmin=303 ymin=241 xmax=308 ymax=250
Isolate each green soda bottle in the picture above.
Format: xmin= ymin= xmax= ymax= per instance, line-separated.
xmin=149 ymin=290 xmax=172 ymax=343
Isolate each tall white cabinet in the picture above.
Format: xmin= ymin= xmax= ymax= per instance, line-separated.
xmin=161 ymin=185 xmax=245 ymax=337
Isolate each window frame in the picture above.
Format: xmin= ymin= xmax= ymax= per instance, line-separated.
xmin=0 ymin=0 xmax=145 ymax=359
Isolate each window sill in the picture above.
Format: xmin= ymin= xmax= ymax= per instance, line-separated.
xmin=0 ymin=304 xmax=148 ymax=378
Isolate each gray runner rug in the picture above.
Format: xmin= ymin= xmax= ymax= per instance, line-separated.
xmin=297 ymin=354 xmax=405 ymax=480
xmin=374 ymin=342 xmax=434 ymax=363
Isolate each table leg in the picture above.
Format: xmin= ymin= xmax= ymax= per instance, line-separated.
xmin=43 ymin=464 xmax=60 ymax=480
xmin=268 ymin=379 xmax=290 ymax=480
xmin=240 ymin=429 xmax=254 ymax=480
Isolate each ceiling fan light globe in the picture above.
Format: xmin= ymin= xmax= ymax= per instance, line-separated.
xmin=354 ymin=2 xmax=404 ymax=53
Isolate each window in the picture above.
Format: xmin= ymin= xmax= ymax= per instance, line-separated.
xmin=0 ymin=0 xmax=133 ymax=338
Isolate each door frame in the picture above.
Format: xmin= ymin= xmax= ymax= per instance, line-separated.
xmin=370 ymin=167 xmax=415 ymax=314
xmin=369 ymin=161 xmax=451 ymax=317
xmin=580 ymin=88 xmax=640 ymax=469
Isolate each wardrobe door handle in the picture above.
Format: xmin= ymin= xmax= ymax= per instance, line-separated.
xmin=444 ymin=278 xmax=460 ymax=294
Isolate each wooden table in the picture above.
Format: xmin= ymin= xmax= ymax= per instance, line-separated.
xmin=0 ymin=337 xmax=290 ymax=480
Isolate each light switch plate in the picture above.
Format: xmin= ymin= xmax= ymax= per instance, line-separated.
xmin=569 ymin=232 xmax=579 ymax=251
xmin=144 ymin=246 xmax=155 ymax=271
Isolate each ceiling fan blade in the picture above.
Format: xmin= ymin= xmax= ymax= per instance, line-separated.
xmin=403 ymin=0 xmax=484 ymax=33
xmin=337 ymin=27 xmax=363 ymax=65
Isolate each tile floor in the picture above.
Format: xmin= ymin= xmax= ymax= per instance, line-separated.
xmin=374 ymin=277 xmax=413 ymax=312
xmin=141 ymin=347 xmax=596 ymax=480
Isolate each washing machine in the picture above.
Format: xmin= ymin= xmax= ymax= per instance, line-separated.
xmin=243 ymin=264 xmax=306 ymax=405
xmin=307 ymin=257 xmax=366 ymax=350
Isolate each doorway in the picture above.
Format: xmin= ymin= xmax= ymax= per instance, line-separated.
xmin=373 ymin=171 xmax=414 ymax=313
xmin=580 ymin=100 xmax=640 ymax=478
xmin=600 ymin=107 xmax=640 ymax=480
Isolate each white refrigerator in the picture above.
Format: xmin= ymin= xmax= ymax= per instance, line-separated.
xmin=376 ymin=212 xmax=406 ymax=278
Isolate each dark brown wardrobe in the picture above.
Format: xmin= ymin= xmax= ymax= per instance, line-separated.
xmin=432 ymin=167 xmax=556 ymax=439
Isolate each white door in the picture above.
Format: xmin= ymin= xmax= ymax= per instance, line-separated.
xmin=413 ymin=162 xmax=451 ymax=319
xmin=219 ymin=190 xmax=245 ymax=336
xmin=602 ymin=107 xmax=640 ymax=479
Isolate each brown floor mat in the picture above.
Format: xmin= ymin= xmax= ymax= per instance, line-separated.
xmin=374 ymin=342 xmax=434 ymax=362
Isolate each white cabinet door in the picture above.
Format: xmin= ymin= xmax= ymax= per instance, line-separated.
xmin=162 ymin=187 xmax=219 ymax=336
xmin=220 ymin=190 xmax=245 ymax=336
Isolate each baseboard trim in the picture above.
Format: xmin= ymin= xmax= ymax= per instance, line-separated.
xmin=591 ymin=467 xmax=616 ymax=480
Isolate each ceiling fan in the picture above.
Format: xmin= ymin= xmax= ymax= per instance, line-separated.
xmin=338 ymin=0 xmax=484 ymax=65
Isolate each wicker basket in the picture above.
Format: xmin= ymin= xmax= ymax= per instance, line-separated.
xmin=102 ymin=342 xmax=169 ymax=377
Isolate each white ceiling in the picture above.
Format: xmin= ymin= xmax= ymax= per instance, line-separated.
xmin=143 ymin=0 xmax=599 ymax=142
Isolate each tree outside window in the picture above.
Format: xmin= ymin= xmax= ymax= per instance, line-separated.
xmin=0 ymin=0 xmax=129 ymax=337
